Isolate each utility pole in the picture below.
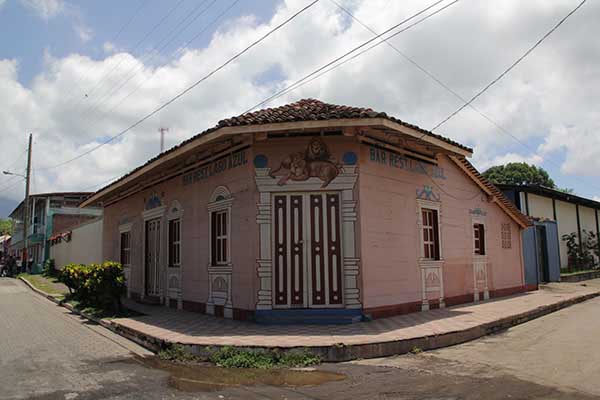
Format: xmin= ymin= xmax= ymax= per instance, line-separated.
xmin=159 ymin=127 xmax=169 ymax=153
xmin=23 ymin=133 xmax=32 ymax=269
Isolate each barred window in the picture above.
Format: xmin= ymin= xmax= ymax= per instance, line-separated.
xmin=211 ymin=210 xmax=229 ymax=265
xmin=501 ymin=223 xmax=512 ymax=249
xmin=422 ymin=208 xmax=440 ymax=260
xmin=168 ymin=219 xmax=181 ymax=267
xmin=120 ymin=231 xmax=131 ymax=267
xmin=474 ymin=223 xmax=486 ymax=255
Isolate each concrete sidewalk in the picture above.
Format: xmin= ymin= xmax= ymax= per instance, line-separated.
xmin=106 ymin=281 xmax=600 ymax=361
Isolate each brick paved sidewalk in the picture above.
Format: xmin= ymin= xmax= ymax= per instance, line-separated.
xmin=108 ymin=281 xmax=600 ymax=357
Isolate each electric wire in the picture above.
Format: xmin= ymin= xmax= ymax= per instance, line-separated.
xmin=81 ymin=0 xmax=186 ymax=102
xmin=242 ymin=0 xmax=458 ymax=114
xmin=78 ymin=0 xmax=216 ymax=122
xmin=58 ymin=0 xmax=150 ymax=115
xmin=430 ymin=0 xmax=587 ymax=132
xmin=37 ymin=0 xmax=321 ymax=171
xmin=332 ymin=0 xmax=600 ymax=194
xmin=71 ymin=0 xmax=240 ymax=151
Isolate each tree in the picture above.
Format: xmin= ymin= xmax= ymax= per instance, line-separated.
xmin=0 ymin=219 xmax=13 ymax=235
xmin=482 ymin=163 xmax=555 ymax=188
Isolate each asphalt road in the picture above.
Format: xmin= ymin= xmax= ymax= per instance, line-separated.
xmin=2 ymin=277 xmax=600 ymax=400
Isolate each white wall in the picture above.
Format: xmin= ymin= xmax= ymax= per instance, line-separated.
xmin=50 ymin=218 xmax=103 ymax=268
xmin=527 ymin=194 xmax=554 ymax=220
xmin=555 ymin=200 xmax=578 ymax=269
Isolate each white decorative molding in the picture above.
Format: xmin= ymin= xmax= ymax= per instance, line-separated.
xmin=142 ymin=205 xmax=167 ymax=221
xmin=416 ymin=198 xmax=445 ymax=310
xmin=254 ymin=166 xmax=361 ymax=310
xmin=419 ymin=260 xmax=445 ymax=311
xmin=206 ymin=186 xmax=234 ymax=318
xmin=473 ymin=257 xmax=489 ymax=301
xmin=141 ymin=204 xmax=167 ymax=302
xmin=118 ymin=222 xmax=133 ymax=298
xmin=118 ymin=222 xmax=133 ymax=233
xmin=165 ymin=200 xmax=184 ymax=310
xmin=471 ymin=211 xmax=489 ymax=302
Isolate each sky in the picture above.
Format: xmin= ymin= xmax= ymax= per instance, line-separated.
xmin=0 ymin=0 xmax=598 ymax=217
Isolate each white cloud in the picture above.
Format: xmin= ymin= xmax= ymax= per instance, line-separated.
xmin=74 ymin=21 xmax=92 ymax=42
xmin=20 ymin=0 xmax=64 ymax=19
xmin=19 ymin=0 xmax=92 ymax=43
xmin=1 ymin=0 xmax=599 ymax=202
xmin=102 ymin=42 xmax=117 ymax=54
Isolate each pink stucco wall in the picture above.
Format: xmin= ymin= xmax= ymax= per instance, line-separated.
xmin=102 ymin=148 xmax=259 ymax=311
xmin=102 ymin=133 xmax=525 ymax=318
xmin=358 ymin=144 xmax=524 ymax=310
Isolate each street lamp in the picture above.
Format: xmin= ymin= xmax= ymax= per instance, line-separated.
xmin=3 ymin=171 xmax=25 ymax=178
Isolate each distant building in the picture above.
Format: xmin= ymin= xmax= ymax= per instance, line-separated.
xmin=0 ymin=234 xmax=11 ymax=259
xmin=49 ymin=217 xmax=103 ymax=269
xmin=8 ymin=192 xmax=102 ymax=272
xmin=81 ymin=99 xmax=530 ymax=323
xmin=497 ymin=184 xmax=600 ymax=269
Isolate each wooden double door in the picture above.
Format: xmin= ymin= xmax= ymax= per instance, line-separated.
xmin=273 ymin=192 xmax=343 ymax=308
xmin=145 ymin=218 xmax=161 ymax=297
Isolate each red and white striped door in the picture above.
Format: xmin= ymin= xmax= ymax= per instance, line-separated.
xmin=273 ymin=193 xmax=343 ymax=308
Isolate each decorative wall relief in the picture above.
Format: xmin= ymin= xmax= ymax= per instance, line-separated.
xmin=416 ymin=185 xmax=441 ymax=202
xmin=469 ymin=208 xmax=487 ymax=217
xmin=145 ymin=192 xmax=162 ymax=210
xmin=269 ymin=138 xmax=341 ymax=188
xmin=213 ymin=276 xmax=228 ymax=292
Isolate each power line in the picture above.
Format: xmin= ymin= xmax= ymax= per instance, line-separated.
xmin=332 ymin=0 xmax=599 ymax=193
xmin=38 ymin=0 xmax=321 ymax=171
xmin=243 ymin=0 xmax=458 ymax=114
xmin=81 ymin=0 xmax=186 ymax=103
xmin=0 ymin=176 xmax=23 ymax=195
xmin=56 ymin=0 xmax=150 ymax=116
xmin=78 ymin=0 xmax=216 ymax=122
xmin=70 ymin=0 xmax=240 ymax=147
xmin=430 ymin=0 xmax=587 ymax=131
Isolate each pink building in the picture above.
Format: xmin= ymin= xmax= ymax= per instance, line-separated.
xmin=82 ymin=99 xmax=531 ymax=323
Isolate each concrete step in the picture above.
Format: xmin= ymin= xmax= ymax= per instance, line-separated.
xmin=255 ymin=309 xmax=363 ymax=325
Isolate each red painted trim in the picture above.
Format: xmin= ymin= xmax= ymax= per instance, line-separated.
xmin=490 ymin=285 xmax=526 ymax=298
xmin=365 ymin=286 xmax=527 ymax=319
xmin=182 ymin=300 xmax=206 ymax=314
xmin=364 ymin=301 xmax=421 ymax=319
xmin=524 ymin=284 xmax=539 ymax=292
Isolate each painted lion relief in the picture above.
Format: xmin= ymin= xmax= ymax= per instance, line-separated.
xmin=269 ymin=138 xmax=340 ymax=188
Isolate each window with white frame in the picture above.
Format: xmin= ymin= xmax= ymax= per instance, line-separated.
xmin=120 ymin=231 xmax=131 ymax=267
xmin=421 ymin=208 xmax=440 ymax=260
xmin=501 ymin=223 xmax=512 ymax=249
xmin=208 ymin=186 xmax=233 ymax=267
xmin=473 ymin=223 xmax=486 ymax=255
xmin=168 ymin=218 xmax=181 ymax=267
xmin=211 ymin=210 xmax=228 ymax=265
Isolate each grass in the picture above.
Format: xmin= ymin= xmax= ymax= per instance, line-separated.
xmin=64 ymin=297 xmax=143 ymax=320
xmin=209 ymin=346 xmax=321 ymax=369
xmin=158 ymin=344 xmax=322 ymax=369
xmin=18 ymin=273 xmax=68 ymax=299
xmin=560 ymin=268 xmax=600 ymax=276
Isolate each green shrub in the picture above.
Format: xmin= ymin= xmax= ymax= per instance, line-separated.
xmin=58 ymin=261 xmax=125 ymax=312
xmin=158 ymin=344 xmax=199 ymax=362
xmin=43 ymin=259 xmax=57 ymax=277
xmin=209 ymin=346 xmax=321 ymax=369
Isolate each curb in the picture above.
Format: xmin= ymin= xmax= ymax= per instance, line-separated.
xmin=18 ymin=277 xmax=600 ymax=362
xmin=18 ymin=277 xmax=127 ymax=340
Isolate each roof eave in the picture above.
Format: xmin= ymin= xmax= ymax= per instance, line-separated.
xmin=81 ymin=118 xmax=471 ymax=208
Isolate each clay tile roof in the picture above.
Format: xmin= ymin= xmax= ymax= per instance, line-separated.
xmin=216 ymin=99 xmax=471 ymax=152
xmin=85 ymin=98 xmax=472 ymax=203
xmin=451 ymin=156 xmax=532 ymax=228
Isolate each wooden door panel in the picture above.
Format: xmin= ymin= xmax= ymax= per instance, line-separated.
xmin=290 ymin=195 xmax=304 ymax=306
xmin=273 ymin=195 xmax=288 ymax=306
xmin=326 ymin=194 xmax=343 ymax=305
